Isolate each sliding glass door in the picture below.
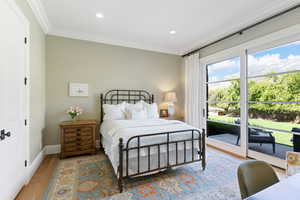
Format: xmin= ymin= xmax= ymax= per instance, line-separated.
xmin=247 ymin=40 xmax=300 ymax=168
xmin=201 ymin=34 xmax=300 ymax=168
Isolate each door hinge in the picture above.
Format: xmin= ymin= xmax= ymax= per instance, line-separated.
xmin=25 ymin=160 xmax=27 ymax=167
xmin=25 ymin=119 xmax=27 ymax=126
xmin=24 ymin=37 xmax=27 ymax=44
xmin=24 ymin=77 xmax=27 ymax=85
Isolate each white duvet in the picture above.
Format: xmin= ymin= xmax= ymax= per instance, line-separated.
xmin=100 ymin=119 xmax=202 ymax=175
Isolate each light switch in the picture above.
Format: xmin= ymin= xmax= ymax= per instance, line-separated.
xmin=69 ymin=83 xmax=88 ymax=97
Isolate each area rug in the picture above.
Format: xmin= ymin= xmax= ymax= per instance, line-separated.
xmin=43 ymin=149 xmax=242 ymax=200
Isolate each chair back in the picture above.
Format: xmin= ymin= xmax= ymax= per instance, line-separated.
xmin=292 ymin=128 xmax=300 ymax=132
xmin=292 ymin=128 xmax=300 ymax=152
xmin=237 ymin=160 xmax=279 ymax=199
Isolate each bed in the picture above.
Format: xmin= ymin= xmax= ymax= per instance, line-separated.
xmin=100 ymin=89 xmax=206 ymax=192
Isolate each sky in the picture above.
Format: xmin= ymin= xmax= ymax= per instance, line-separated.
xmin=208 ymin=41 xmax=300 ymax=85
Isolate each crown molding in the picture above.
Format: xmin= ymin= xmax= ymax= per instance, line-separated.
xmin=48 ymin=29 xmax=181 ymax=55
xmin=26 ymin=0 xmax=50 ymax=33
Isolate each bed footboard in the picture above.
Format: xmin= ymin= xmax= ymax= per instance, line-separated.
xmin=117 ymin=129 xmax=206 ymax=192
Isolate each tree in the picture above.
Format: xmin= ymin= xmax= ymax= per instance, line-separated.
xmin=209 ymin=72 xmax=300 ymax=121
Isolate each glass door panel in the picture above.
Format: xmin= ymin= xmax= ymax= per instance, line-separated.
xmin=206 ymin=57 xmax=243 ymax=150
xmin=247 ymin=40 xmax=300 ymax=168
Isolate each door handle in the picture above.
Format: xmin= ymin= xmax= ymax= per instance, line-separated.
xmin=0 ymin=129 xmax=11 ymax=141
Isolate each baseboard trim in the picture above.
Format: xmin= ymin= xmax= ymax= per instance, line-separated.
xmin=44 ymin=140 xmax=100 ymax=155
xmin=45 ymin=144 xmax=61 ymax=155
xmin=26 ymin=147 xmax=46 ymax=184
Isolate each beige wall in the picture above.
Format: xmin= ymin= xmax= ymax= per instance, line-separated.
xmin=15 ymin=0 xmax=46 ymax=163
xmin=45 ymin=36 xmax=183 ymax=145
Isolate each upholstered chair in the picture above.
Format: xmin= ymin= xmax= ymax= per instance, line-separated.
xmin=237 ymin=160 xmax=279 ymax=199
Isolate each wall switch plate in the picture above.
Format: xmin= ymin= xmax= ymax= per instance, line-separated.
xmin=69 ymin=83 xmax=88 ymax=97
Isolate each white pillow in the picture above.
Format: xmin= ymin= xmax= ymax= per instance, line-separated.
xmin=128 ymin=109 xmax=148 ymax=120
xmin=142 ymin=101 xmax=159 ymax=119
xmin=103 ymin=102 xmax=126 ymax=120
xmin=125 ymin=102 xmax=144 ymax=119
xmin=126 ymin=102 xmax=144 ymax=110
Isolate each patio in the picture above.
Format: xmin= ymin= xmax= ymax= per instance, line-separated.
xmin=209 ymin=133 xmax=293 ymax=160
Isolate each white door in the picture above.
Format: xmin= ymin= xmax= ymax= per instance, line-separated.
xmin=0 ymin=0 xmax=27 ymax=199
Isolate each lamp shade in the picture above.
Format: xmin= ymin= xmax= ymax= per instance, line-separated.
xmin=165 ymin=92 xmax=177 ymax=103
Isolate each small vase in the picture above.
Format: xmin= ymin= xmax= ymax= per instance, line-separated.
xmin=69 ymin=115 xmax=78 ymax=122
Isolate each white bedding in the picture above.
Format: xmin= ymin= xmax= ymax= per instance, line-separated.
xmin=100 ymin=119 xmax=201 ymax=175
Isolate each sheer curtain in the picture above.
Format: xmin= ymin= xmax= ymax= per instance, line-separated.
xmin=184 ymin=53 xmax=202 ymax=128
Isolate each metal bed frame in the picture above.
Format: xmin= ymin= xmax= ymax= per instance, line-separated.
xmin=100 ymin=89 xmax=206 ymax=192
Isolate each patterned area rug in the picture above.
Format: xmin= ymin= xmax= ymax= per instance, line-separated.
xmin=44 ymin=149 xmax=242 ymax=200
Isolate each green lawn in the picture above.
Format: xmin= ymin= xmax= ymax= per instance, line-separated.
xmin=208 ymin=115 xmax=299 ymax=146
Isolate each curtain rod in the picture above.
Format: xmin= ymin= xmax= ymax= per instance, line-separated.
xmin=182 ymin=3 xmax=300 ymax=58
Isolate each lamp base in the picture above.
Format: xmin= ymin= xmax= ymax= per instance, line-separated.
xmin=167 ymin=104 xmax=175 ymax=116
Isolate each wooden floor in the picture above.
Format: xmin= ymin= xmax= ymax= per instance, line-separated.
xmin=15 ymin=154 xmax=59 ymax=200
xmin=15 ymin=147 xmax=286 ymax=200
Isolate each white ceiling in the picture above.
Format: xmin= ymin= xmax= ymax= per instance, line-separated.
xmin=35 ymin=0 xmax=300 ymax=55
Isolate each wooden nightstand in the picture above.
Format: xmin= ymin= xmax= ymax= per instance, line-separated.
xmin=161 ymin=116 xmax=185 ymax=122
xmin=60 ymin=120 xmax=97 ymax=159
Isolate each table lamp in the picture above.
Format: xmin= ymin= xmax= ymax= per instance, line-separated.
xmin=165 ymin=92 xmax=177 ymax=116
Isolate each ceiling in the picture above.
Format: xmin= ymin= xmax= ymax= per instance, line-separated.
xmin=32 ymin=0 xmax=300 ymax=55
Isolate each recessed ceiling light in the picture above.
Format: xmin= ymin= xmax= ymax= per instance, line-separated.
xmin=96 ymin=13 xmax=104 ymax=19
xmin=169 ymin=30 xmax=176 ymax=35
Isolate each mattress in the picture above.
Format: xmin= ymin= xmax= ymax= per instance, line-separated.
xmin=100 ymin=119 xmax=202 ymax=176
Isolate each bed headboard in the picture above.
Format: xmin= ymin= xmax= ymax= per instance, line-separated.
xmin=100 ymin=89 xmax=154 ymax=122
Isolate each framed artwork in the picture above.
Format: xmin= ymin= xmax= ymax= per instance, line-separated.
xmin=69 ymin=83 xmax=89 ymax=97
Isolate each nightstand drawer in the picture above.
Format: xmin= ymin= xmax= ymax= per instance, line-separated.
xmin=77 ymin=135 xmax=93 ymax=142
xmin=64 ymin=143 xmax=93 ymax=152
xmin=64 ymin=127 xmax=78 ymax=133
xmin=79 ymin=127 xmax=93 ymax=136
xmin=78 ymin=139 xmax=93 ymax=146
xmin=64 ymin=134 xmax=93 ymax=142
xmin=64 ymin=135 xmax=77 ymax=143
xmin=79 ymin=144 xmax=93 ymax=151
xmin=64 ymin=127 xmax=92 ymax=135
xmin=64 ymin=143 xmax=78 ymax=152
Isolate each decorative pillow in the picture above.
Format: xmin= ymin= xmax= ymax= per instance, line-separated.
xmin=103 ymin=102 xmax=126 ymax=120
xmin=125 ymin=102 xmax=144 ymax=119
xmin=128 ymin=109 xmax=148 ymax=120
xmin=142 ymin=101 xmax=159 ymax=119
xmin=126 ymin=102 xmax=144 ymax=110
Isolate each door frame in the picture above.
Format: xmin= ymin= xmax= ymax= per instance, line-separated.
xmin=5 ymin=0 xmax=31 ymax=185
xmin=200 ymin=46 xmax=248 ymax=158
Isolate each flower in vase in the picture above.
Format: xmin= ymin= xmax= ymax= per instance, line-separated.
xmin=67 ymin=106 xmax=83 ymax=120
